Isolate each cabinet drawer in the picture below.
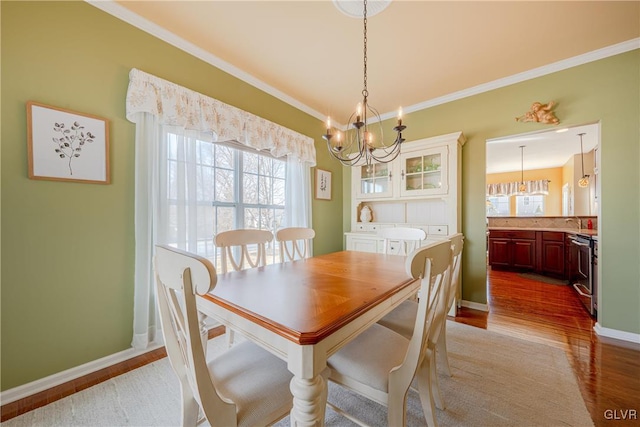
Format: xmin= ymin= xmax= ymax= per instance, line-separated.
xmin=489 ymin=230 xmax=536 ymax=240
xmin=542 ymin=231 xmax=565 ymax=242
xmin=354 ymin=223 xmax=367 ymax=232
xmin=354 ymin=223 xmax=393 ymax=232
xmin=428 ymin=225 xmax=448 ymax=236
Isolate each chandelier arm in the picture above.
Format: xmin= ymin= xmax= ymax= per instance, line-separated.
xmin=330 ymin=149 xmax=365 ymax=166
xmin=326 ymin=129 xmax=366 ymax=166
xmin=370 ymin=147 xmax=402 ymax=163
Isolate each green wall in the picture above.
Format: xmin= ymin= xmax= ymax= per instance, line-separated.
xmin=345 ymin=50 xmax=640 ymax=336
xmin=2 ymin=1 xmax=638 ymax=392
xmin=1 ymin=1 xmax=342 ymax=390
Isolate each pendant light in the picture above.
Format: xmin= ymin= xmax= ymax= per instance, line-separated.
xmin=577 ymin=133 xmax=590 ymax=188
xmin=518 ymin=145 xmax=527 ymax=193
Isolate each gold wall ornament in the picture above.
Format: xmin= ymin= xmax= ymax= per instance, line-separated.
xmin=515 ymin=101 xmax=560 ymax=125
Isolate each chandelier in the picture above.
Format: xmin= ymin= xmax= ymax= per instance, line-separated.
xmin=322 ymin=0 xmax=406 ymax=166
xmin=577 ymin=133 xmax=590 ymax=188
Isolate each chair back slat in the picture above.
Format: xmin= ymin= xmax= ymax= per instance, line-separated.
xmin=446 ymin=233 xmax=464 ymax=311
xmin=389 ymin=239 xmax=452 ymax=392
xmin=406 ymin=239 xmax=452 ymax=346
xmin=276 ymin=227 xmax=315 ymax=262
xmin=214 ymin=229 xmax=274 ymax=273
xmin=405 ymin=238 xmax=450 ymax=280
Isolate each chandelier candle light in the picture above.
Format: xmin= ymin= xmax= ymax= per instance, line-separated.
xmin=323 ymin=0 xmax=406 ymax=166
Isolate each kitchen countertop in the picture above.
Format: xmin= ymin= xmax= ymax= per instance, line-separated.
xmin=488 ymin=227 xmax=598 ymax=237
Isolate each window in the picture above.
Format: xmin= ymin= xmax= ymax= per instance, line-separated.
xmin=486 ymin=196 xmax=510 ymax=216
xmin=165 ymin=133 xmax=286 ymax=269
xmin=127 ymin=69 xmax=315 ymax=349
xmin=516 ymin=195 xmax=545 ymax=216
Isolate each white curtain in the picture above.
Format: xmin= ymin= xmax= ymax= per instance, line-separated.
xmin=285 ymin=156 xmax=312 ymax=226
xmin=487 ymin=179 xmax=549 ymax=196
xmin=126 ymin=69 xmax=316 ymax=350
xmin=131 ymin=113 xmax=161 ymax=349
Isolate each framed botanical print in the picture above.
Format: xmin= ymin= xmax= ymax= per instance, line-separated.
xmin=315 ymin=168 xmax=332 ymax=200
xmin=27 ymin=101 xmax=110 ymax=184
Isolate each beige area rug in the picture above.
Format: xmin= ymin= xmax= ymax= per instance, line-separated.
xmin=3 ymin=322 xmax=594 ymax=427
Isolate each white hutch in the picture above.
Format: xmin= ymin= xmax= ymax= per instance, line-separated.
xmin=345 ymin=131 xmax=465 ymax=253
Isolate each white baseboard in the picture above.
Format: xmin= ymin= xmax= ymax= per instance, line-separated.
xmin=594 ymin=322 xmax=640 ymax=344
xmin=460 ymin=299 xmax=489 ymax=312
xmin=1 ymin=321 xmax=223 ymax=406
xmin=0 ymin=342 xmax=163 ymax=405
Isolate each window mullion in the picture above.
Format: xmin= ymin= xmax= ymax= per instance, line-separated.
xmin=235 ymin=150 xmax=243 ymax=230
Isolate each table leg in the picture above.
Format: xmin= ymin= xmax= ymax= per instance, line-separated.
xmin=289 ymin=374 xmax=327 ymax=426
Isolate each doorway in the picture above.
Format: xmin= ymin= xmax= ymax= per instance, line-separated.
xmin=485 ymin=122 xmax=601 ymax=320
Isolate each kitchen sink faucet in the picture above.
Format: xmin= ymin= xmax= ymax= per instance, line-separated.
xmin=565 ymin=217 xmax=582 ymax=230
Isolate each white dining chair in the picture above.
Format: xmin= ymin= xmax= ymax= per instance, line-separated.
xmin=214 ymin=228 xmax=274 ymax=345
xmin=379 ymin=227 xmax=427 ymax=256
xmin=153 ymin=245 xmax=294 ymax=427
xmin=377 ymin=234 xmax=463 ymax=400
xmin=326 ymin=239 xmax=452 ymax=427
xmin=214 ymin=229 xmax=274 ymax=274
xmin=275 ymin=227 xmax=315 ymax=262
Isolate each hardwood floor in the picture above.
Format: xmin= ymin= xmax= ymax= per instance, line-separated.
xmin=457 ymin=268 xmax=640 ymax=427
xmin=2 ymin=272 xmax=639 ymax=425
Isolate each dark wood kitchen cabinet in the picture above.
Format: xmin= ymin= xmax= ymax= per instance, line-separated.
xmin=489 ymin=229 xmax=571 ymax=280
xmin=488 ymin=230 xmax=536 ymax=271
xmin=540 ymin=231 xmax=565 ymax=278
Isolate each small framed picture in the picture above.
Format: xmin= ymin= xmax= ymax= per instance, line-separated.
xmin=27 ymin=101 xmax=110 ymax=184
xmin=315 ymin=168 xmax=332 ymax=200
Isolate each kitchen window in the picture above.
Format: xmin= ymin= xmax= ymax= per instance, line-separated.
xmin=516 ymin=195 xmax=545 ymax=216
xmin=486 ymin=196 xmax=510 ymax=216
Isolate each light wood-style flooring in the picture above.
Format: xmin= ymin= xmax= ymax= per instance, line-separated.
xmin=2 ymin=269 xmax=639 ymax=425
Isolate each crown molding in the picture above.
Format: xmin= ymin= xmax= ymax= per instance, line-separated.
xmin=86 ymin=2 xmax=639 ymax=125
xmin=399 ymin=38 xmax=640 ymax=118
xmin=86 ymin=0 xmax=322 ymax=122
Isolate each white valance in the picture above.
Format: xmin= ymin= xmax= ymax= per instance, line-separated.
xmin=125 ymin=68 xmax=316 ymax=165
xmin=487 ymin=179 xmax=549 ymax=196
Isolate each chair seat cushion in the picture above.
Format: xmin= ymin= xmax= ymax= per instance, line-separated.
xmin=377 ymin=299 xmax=418 ymax=339
xmin=209 ymin=340 xmax=293 ymax=427
xmin=328 ymin=323 xmax=409 ymax=393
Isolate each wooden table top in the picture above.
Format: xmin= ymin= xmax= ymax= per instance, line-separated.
xmin=201 ymin=251 xmax=416 ymax=345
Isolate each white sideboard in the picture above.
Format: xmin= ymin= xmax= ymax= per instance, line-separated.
xmin=345 ymin=231 xmax=449 ymax=254
xmin=347 ymin=131 xmax=465 ymax=249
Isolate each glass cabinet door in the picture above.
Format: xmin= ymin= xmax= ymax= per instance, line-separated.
xmin=355 ymin=162 xmax=393 ymax=199
xmin=400 ymin=146 xmax=448 ymax=196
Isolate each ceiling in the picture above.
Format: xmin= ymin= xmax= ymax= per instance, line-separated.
xmin=96 ymin=1 xmax=639 ymax=128
xmin=486 ymin=123 xmax=599 ymax=175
